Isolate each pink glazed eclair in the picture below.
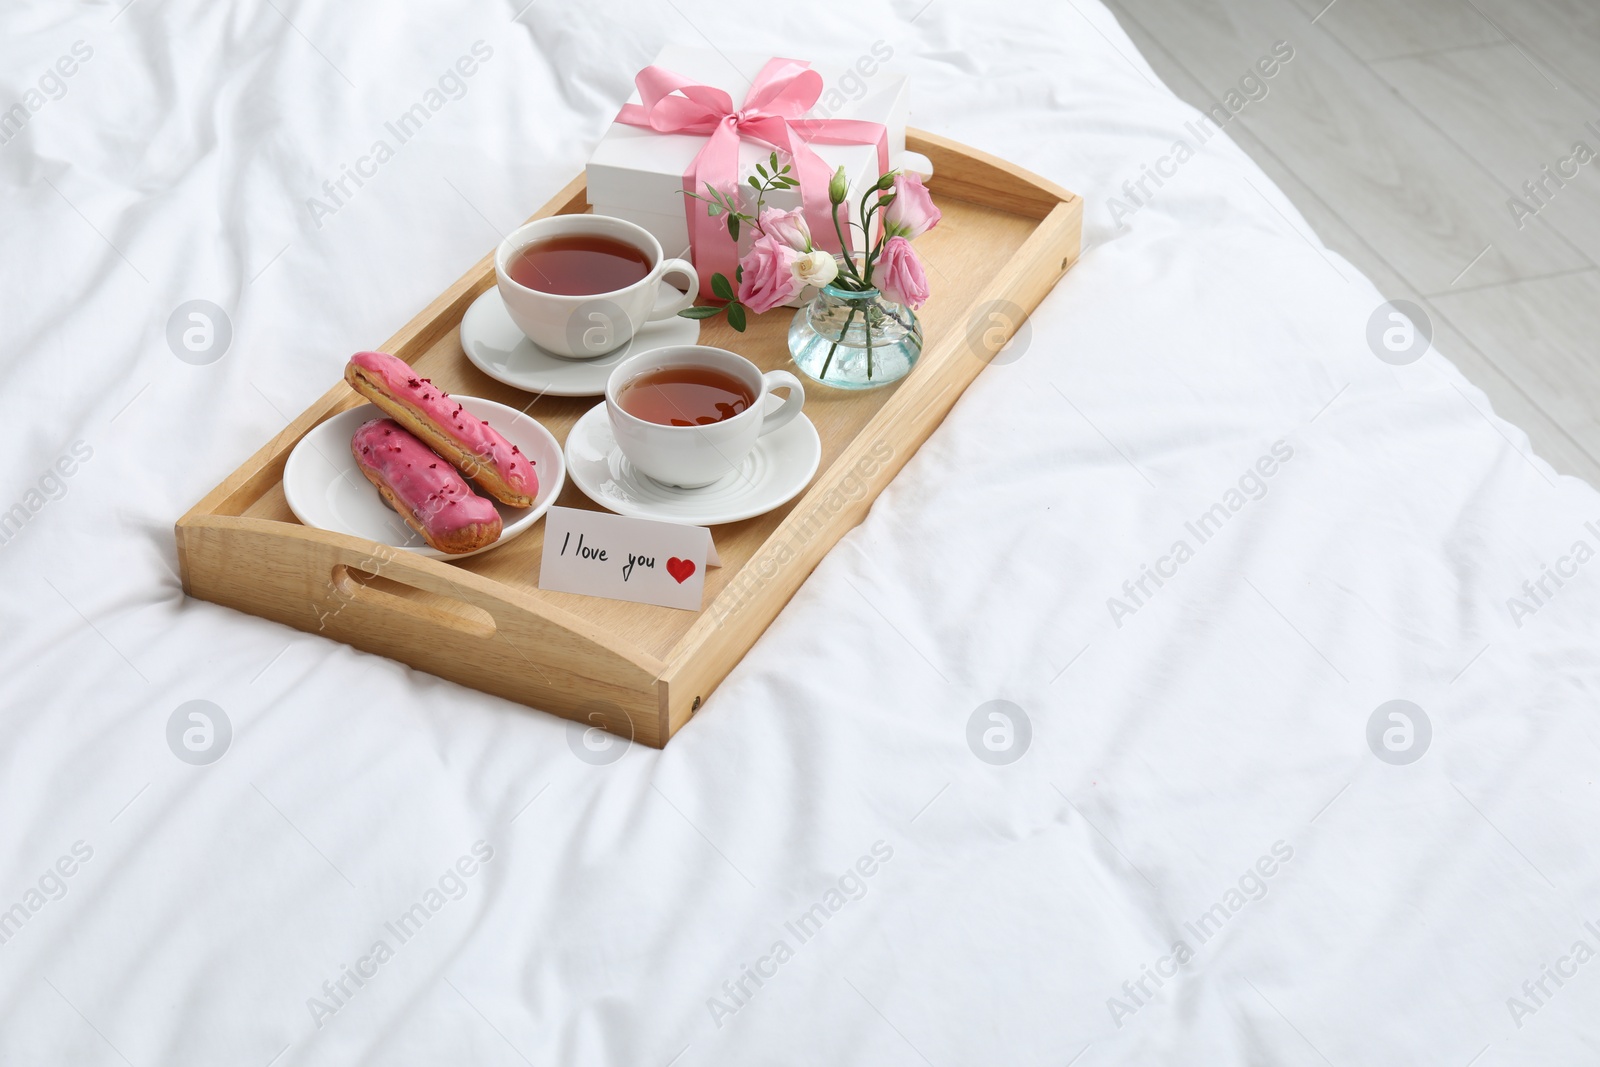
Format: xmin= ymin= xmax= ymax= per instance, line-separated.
xmin=344 ymin=351 xmax=537 ymax=507
xmin=351 ymin=418 xmax=502 ymax=554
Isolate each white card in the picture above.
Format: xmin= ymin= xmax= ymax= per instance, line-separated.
xmin=538 ymin=506 xmax=719 ymax=611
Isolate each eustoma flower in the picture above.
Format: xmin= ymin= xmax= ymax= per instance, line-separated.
xmin=737 ymin=233 xmax=805 ymax=313
xmin=758 ymin=207 xmax=810 ymax=251
xmin=792 ymin=250 xmax=838 ymax=289
xmin=751 ymin=206 xmax=837 ymax=297
xmin=882 ymin=172 xmax=941 ymax=238
xmin=875 ymin=235 xmax=930 ymax=309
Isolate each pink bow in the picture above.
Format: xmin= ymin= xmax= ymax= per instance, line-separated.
xmin=616 ymin=57 xmax=890 ymax=300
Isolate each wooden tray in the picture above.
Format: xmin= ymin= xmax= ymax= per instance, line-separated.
xmin=176 ymin=130 xmax=1081 ymax=747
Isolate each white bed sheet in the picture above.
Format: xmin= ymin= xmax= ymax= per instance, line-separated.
xmin=3 ymin=1 xmax=1599 ymax=1064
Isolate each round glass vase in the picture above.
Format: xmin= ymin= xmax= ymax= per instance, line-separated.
xmin=787 ymin=282 xmax=923 ymax=390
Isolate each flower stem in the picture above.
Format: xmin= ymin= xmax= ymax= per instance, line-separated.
xmin=859 ymin=195 xmax=876 ymax=286
xmin=831 ymin=205 xmax=865 ymax=285
xmin=865 ymin=309 xmax=874 ymax=380
xmin=820 ymin=304 xmax=857 ymax=381
xmin=880 ymin=301 xmax=916 ymax=332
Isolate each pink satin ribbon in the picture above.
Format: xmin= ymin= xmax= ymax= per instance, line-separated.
xmin=616 ymin=57 xmax=890 ymax=299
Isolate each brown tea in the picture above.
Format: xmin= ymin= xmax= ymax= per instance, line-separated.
xmin=619 ymin=366 xmax=755 ymax=427
xmin=507 ymin=234 xmax=652 ymax=295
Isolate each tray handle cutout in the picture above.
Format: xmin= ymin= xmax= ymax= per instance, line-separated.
xmin=330 ymin=563 xmax=497 ymax=639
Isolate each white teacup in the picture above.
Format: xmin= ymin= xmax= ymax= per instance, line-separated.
xmin=494 ymin=214 xmax=697 ymax=359
xmin=606 ymin=345 xmax=805 ymax=489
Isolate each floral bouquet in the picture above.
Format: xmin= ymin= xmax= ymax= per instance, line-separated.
xmin=681 ymin=155 xmax=941 ymax=321
xmin=679 ymin=155 xmax=941 ymax=388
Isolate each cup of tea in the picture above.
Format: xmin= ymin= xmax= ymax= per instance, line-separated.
xmin=606 ymin=345 xmax=805 ymax=488
xmin=495 ymin=214 xmax=698 ymax=359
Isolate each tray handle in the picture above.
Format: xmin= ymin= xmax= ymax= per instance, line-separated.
xmin=329 ymin=563 xmax=497 ymax=639
xmin=312 ymin=535 xmax=666 ymax=687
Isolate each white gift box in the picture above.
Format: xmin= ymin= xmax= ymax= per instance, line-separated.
xmin=587 ymin=46 xmax=911 ymax=300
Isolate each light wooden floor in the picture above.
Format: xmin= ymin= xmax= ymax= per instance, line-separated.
xmin=1103 ymin=0 xmax=1600 ymax=484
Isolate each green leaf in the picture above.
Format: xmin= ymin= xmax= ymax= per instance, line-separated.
xmin=707 ymin=202 xmax=723 ymax=216
xmin=728 ymin=215 xmax=740 ymax=240
xmin=711 ymin=273 xmax=734 ymax=300
xmin=748 ymin=175 xmax=762 ymax=190
xmin=726 ymin=302 xmax=747 ymax=331
xmin=679 ymin=306 xmax=723 ymax=319
xmin=770 ymin=150 xmax=779 ymax=171
xmin=756 ymin=164 xmax=767 ymax=180
xmin=735 ymin=264 xmax=743 ymax=282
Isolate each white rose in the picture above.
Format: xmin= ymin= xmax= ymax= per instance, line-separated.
xmin=792 ymin=249 xmax=839 ymax=289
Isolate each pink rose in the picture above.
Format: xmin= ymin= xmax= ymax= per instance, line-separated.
xmin=883 ymin=172 xmax=941 ymax=239
xmin=758 ymin=206 xmax=811 ymax=252
xmin=737 ymin=232 xmax=805 ymax=313
xmin=875 ymin=236 xmax=930 ymax=309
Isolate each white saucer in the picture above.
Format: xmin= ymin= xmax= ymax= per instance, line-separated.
xmin=459 ymin=284 xmax=701 ymax=398
xmin=283 ymin=396 xmax=565 ymax=560
xmin=564 ymin=401 xmax=821 ymax=526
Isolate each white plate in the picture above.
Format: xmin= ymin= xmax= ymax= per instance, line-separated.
xmin=283 ymin=396 xmax=565 ymax=560
xmin=564 ymin=400 xmax=821 ymax=526
xmin=459 ymin=284 xmax=701 ymax=398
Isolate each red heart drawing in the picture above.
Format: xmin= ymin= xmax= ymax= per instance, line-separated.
xmin=666 ymin=557 xmax=696 ymax=584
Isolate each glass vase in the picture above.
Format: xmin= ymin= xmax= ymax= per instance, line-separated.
xmin=787 ymin=282 xmax=922 ymax=390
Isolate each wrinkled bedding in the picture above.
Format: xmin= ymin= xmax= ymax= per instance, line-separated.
xmin=3 ymin=1 xmax=1598 ymax=1064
